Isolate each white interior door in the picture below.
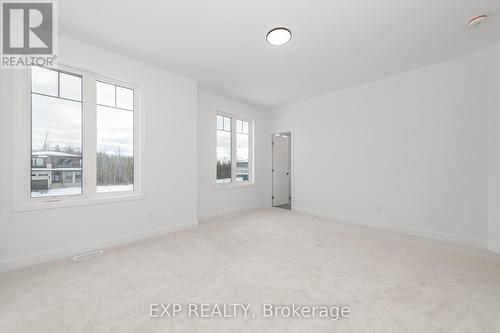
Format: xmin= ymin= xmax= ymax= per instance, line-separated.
xmin=272 ymin=134 xmax=291 ymax=207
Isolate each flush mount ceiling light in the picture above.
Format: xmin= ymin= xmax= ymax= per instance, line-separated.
xmin=467 ymin=15 xmax=488 ymax=28
xmin=266 ymin=27 xmax=292 ymax=46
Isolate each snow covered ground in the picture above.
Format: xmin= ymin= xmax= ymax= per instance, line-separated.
xmin=97 ymin=185 xmax=134 ymax=193
xmin=31 ymin=187 xmax=81 ymax=197
xmin=31 ymin=185 xmax=133 ymax=197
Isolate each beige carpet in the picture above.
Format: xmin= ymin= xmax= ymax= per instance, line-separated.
xmin=1 ymin=208 xmax=500 ymax=332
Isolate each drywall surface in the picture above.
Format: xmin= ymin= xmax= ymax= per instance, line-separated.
xmin=488 ymin=45 xmax=500 ymax=253
xmin=270 ymin=50 xmax=491 ymax=248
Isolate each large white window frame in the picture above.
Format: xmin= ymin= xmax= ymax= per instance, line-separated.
xmin=216 ymin=112 xmax=254 ymax=188
xmin=11 ymin=65 xmax=144 ymax=211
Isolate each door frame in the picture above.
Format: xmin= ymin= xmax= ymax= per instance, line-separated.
xmin=268 ymin=129 xmax=294 ymax=210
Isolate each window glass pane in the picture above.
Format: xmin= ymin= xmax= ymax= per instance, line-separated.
xmin=216 ymin=130 xmax=231 ymax=183
xmin=97 ymin=82 xmax=134 ymax=193
xmin=97 ymin=106 xmax=134 ymax=192
xmin=217 ymin=115 xmax=224 ymax=130
xmin=236 ymin=120 xmax=243 ymax=133
xmin=31 ymin=66 xmax=58 ymax=97
xmin=223 ymin=116 xmax=231 ymax=131
xmin=96 ymin=81 xmax=115 ymax=107
xmin=59 ymin=72 xmax=82 ymax=101
xmin=116 ymin=86 xmax=134 ymax=110
xmin=216 ymin=115 xmax=252 ymax=184
xmin=31 ymin=92 xmax=82 ymax=197
xmin=236 ymin=132 xmax=249 ymax=182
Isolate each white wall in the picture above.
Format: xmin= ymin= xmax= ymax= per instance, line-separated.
xmin=0 ymin=36 xmax=198 ymax=271
xmin=270 ymin=50 xmax=492 ymax=248
xmin=198 ymin=90 xmax=268 ymax=219
xmin=488 ymin=45 xmax=500 ymax=254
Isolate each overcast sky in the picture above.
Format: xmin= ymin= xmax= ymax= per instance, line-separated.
xmin=97 ymin=105 xmax=133 ymax=156
xmin=32 ymin=94 xmax=82 ymax=152
xmin=32 ymin=95 xmax=133 ymax=156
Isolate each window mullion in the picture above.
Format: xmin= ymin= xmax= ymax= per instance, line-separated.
xmin=249 ymin=121 xmax=253 ymax=182
xmin=231 ymin=117 xmax=237 ymax=182
xmin=83 ymin=72 xmax=97 ymax=197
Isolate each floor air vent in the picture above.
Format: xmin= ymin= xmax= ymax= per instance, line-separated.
xmin=73 ymin=250 xmax=104 ymax=261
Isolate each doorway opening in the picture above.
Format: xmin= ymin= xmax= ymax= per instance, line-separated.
xmin=272 ymin=132 xmax=292 ymax=210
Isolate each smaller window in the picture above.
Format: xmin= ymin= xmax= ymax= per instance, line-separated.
xmin=236 ymin=120 xmax=250 ymax=182
xmin=216 ymin=114 xmax=253 ymax=185
xmin=216 ymin=115 xmax=232 ymax=184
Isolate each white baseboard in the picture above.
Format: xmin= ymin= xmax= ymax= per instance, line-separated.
xmin=294 ymin=207 xmax=487 ymax=250
xmin=0 ymin=220 xmax=198 ymax=273
xmin=488 ymin=241 xmax=500 ymax=254
xmin=198 ymin=204 xmax=265 ymax=221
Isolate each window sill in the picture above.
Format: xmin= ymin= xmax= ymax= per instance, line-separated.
xmin=12 ymin=192 xmax=144 ymax=212
xmin=215 ymin=182 xmax=255 ymax=190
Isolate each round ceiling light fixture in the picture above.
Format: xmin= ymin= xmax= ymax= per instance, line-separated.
xmin=467 ymin=14 xmax=488 ymax=28
xmin=266 ymin=27 xmax=292 ymax=46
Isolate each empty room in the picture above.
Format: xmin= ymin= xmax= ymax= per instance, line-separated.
xmin=1 ymin=0 xmax=500 ymax=332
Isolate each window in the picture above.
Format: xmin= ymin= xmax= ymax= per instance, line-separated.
xmin=96 ymin=81 xmax=134 ymax=193
xmin=236 ymin=120 xmax=250 ymax=182
xmin=16 ymin=65 xmax=142 ymax=209
xmin=216 ymin=114 xmax=253 ymax=185
xmin=32 ymin=158 xmax=44 ymax=167
xmin=64 ymin=171 xmax=74 ymax=182
xmin=30 ymin=66 xmax=82 ymax=197
xmin=216 ymin=115 xmax=231 ymax=183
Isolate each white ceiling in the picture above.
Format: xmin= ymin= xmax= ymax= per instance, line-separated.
xmin=60 ymin=0 xmax=500 ymax=108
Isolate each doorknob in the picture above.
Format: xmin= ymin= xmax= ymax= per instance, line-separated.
xmin=286 ymin=172 xmax=289 ymax=175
